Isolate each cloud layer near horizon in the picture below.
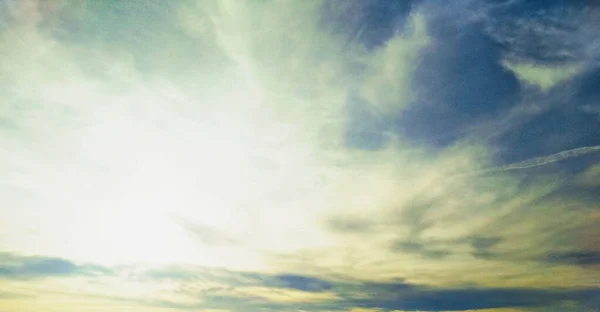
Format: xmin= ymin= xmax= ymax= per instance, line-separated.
xmin=1 ymin=0 xmax=599 ymax=311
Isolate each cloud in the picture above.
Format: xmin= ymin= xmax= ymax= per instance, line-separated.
xmin=392 ymin=240 xmax=452 ymax=259
xmin=154 ymin=277 xmax=600 ymax=311
xmin=358 ymin=12 xmax=430 ymax=112
xmin=326 ymin=214 xmax=375 ymax=233
xmin=0 ymin=252 xmax=112 ymax=279
xmin=544 ymin=251 xmax=600 ymax=266
xmin=134 ymin=267 xmax=600 ymax=311
xmin=576 ymin=161 xmax=600 ymax=187
xmin=1 ymin=259 xmax=599 ymax=311
xmin=470 ymin=236 xmax=503 ymax=250
xmin=143 ymin=267 xmax=334 ymax=293
xmin=485 ymin=1 xmax=600 ymax=66
xmin=266 ymin=274 xmax=334 ymax=293
xmin=475 ymin=145 xmax=600 ymax=174
xmin=0 ymin=0 xmax=441 ymax=272
xmin=172 ymin=216 xmax=239 ymax=246
xmin=350 ymin=287 xmax=600 ymax=312
xmin=501 ymin=61 xmax=582 ymax=91
xmin=234 ymin=286 xmax=339 ymax=304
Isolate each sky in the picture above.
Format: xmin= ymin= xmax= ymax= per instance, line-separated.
xmin=0 ymin=0 xmax=599 ymax=311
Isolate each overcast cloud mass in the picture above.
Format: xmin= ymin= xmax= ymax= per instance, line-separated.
xmin=1 ymin=0 xmax=600 ymax=311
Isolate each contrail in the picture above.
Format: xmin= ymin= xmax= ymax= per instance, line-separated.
xmin=480 ymin=145 xmax=600 ymax=174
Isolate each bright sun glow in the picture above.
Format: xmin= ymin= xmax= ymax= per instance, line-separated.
xmin=70 ymin=83 xmax=268 ymax=266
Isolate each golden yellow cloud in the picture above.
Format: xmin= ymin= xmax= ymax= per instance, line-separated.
xmin=576 ymin=162 xmax=600 ymax=187
xmin=234 ymin=286 xmax=338 ymax=303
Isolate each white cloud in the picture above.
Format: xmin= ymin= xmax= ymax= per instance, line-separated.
xmin=502 ymin=61 xmax=582 ymax=92
xmin=358 ymin=13 xmax=430 ymax=112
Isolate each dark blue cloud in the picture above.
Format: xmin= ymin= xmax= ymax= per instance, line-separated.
xmin=545 ymin=250 xmax=600 ymax=266
xmin=352 ymin=287 xmax=600 ymax=311
xmin=268 ymin=274 xmax=334 ymax=292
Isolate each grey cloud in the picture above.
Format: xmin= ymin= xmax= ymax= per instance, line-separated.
xmin=173 ymin=216 xmax=239 ymax=246
xmin=393 ymin=240 xmax=452 ymax=259
xmin=0 ymin=252 xmax=112 ymax=279
xmin=470 ymin=235 xmax=503 ymax=250
xmin=485 ymin=1 xmax=599 ymax=66
xmin=143 ymin=266 xmax=335 ymax=293
xmin=326 ymin=215 xmax=373 ymax=233
xmin=265 ymin=274 xmax=334 ymax=293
